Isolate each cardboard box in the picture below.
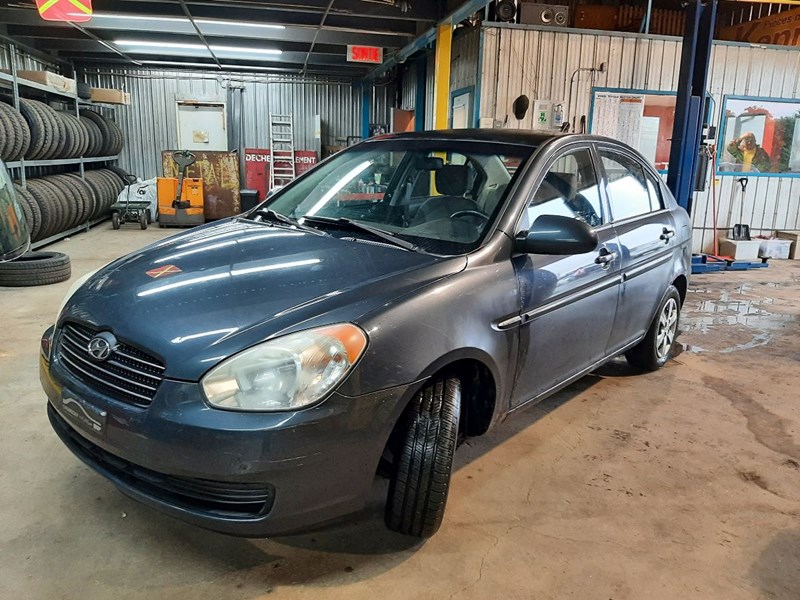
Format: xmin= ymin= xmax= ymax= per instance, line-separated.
xmin=8 ymin=70 xmax=76 ymax=94
xmin=90 ymin=88 xmax=131 ymax=105
xmin=719 ymin=239 xmax=761 ymax=261
xmin=759 ymin=238 xmax=793 ymax=259
xmin=775 ymin=231 xmax=800 ymax=259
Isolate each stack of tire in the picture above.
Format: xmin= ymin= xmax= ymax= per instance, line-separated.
xmin=0 ymin=99 xmax=124 ymax=160
xmin=13 ymin=168 xmax=127 ymax=242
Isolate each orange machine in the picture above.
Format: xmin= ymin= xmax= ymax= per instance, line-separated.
xmin=157 ymin=150 xmax=205 ymax=227
xmin=157 ymin=177 xmax=204 ymax=227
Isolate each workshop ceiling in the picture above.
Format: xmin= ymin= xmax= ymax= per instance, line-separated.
xmin=0 ymin=0 xmax=456 ymax=75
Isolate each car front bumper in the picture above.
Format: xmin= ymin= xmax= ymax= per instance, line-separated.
xmin=41 ymin=353 xmax=412 ymax=537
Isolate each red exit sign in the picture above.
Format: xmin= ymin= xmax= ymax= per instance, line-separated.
xmin=347 ymin=45 xmax=383 ymax=64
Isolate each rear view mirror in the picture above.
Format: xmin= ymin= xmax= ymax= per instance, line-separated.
xmin=415 ymin=157 xmax=444 ymax=171
xmin=0 ymin=160 xmax=31 ymax=263
xmin=515 ymin=214 xmax=597 ymax=255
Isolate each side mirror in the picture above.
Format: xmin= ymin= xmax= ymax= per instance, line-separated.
xmin=0 ymin=160 xmax=31 ymax=263
xmin=514 ymin=214 xmax=598 ymax=255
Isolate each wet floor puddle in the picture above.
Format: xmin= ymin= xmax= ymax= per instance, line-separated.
xmin=677 ymin=282 xmax=796 ymax=354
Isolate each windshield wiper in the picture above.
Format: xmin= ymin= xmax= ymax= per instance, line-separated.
xmin=250 ymin=208 xmax=317 ymax=232
xmin=300 ymin=215 xmax=418 ymax=252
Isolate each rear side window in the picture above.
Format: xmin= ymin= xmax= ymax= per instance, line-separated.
xmin=600 ymin=150 xmax=662 ymax=221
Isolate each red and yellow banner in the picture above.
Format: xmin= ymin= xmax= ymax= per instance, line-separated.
xmin=36 ymin=0 xmax=93 ymax=23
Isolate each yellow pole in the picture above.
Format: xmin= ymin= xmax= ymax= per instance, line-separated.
xmin=433 ymin=23 xmax=453 ymax=130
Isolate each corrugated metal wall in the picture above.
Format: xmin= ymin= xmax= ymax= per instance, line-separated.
xmin=400 ymin=61 xmax=417 ymax=112
xmin=82 ymin=68 xmax=390 ymax=179
xmin=398 ymin=25 xmax=479 ymax=126
xmin=480 ymin=24 xmax=800 ymax=252
xmin=0 ymin=41 xmax=59 ymax=72
xmin=451 ymin=26 xmax=480 ymax=92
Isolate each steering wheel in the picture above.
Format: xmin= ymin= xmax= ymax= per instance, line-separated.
xmin=450 ymin=210 xmax=489 ymax=225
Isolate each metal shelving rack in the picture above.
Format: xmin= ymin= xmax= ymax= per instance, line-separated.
xmin=1 ymin=42 xmax=122 ymax=249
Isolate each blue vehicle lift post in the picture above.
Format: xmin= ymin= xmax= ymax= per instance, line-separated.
xmin=666 ymin=0 xmax=717 ymax=216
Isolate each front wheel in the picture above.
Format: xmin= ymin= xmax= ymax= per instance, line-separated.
xmin=385 ymin=376 xmax=461 ymax=538
xmin=625 ymin=285 xmax=681 ymax=371
xmin=139 ymin=211 xmax=148 ymax=230
xmin=111 ymin=212 xmax=120 ymax=230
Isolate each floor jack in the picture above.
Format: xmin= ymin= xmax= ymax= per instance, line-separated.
xmin=158 ymin=150 xmax=205 ymax=228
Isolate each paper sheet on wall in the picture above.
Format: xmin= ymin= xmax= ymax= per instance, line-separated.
xmin=639 ymin=117 xmax=660 ymax=165
xmin=592 ymin=92 xmax=646 ymax=149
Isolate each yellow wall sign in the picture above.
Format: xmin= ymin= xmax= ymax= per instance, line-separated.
xmin=719 ymin=7 xmax=800 ymax=46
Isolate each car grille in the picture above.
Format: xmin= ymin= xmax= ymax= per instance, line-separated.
xmin=49 ymin=406 xmax=274 ymax=518
xmin=57 ymin=322 xmax=165 ymax=407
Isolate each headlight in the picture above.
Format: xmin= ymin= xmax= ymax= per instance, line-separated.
xmin=201 ymin=324 xmax=367 ymax=412
xmin=56 ymin=268 xmax=99 ymax=323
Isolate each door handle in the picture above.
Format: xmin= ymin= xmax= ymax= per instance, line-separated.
xmin=595 ymin=248 xmax=618 ymax=266
xmin=660 ymin=227 xmax=676 ymax=241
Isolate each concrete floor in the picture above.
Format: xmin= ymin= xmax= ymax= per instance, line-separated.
xmin=1 ymin=225 xmax=798 ymax=600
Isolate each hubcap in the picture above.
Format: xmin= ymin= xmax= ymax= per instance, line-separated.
xmin=656 ymin=298 xmax=679 ymax=360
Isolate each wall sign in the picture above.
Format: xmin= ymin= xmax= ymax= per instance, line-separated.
xmin=590 ymin=88 xmax=677 ymax=172
xmin=719 ymin=7 xmax=800 ymax=46
xmin=718 ymin=96 xmax=800 ymax=176
xmin=244 ymin=149 xmax=318 ymax=200
xmin=347 ymin=45 xmax=383 ymax=64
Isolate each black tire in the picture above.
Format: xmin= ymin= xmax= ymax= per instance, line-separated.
xmin=112 ymin=212 xmax=120 ymax=229
xmin=35 ymin=177 xmax=70 ymax=234
xmin=26 ymin=180 xmax=61 ymax=239
xmin=48 ymin=174 xmax=85 ymax=228
xmin=77 ymin=82 xmax=92 ymax=100
xmin=80 ymin=110 xmax=114 ymax=156
xmin=8 ymin=104 xmax=32 ymax=160
xmin=17 ymin=99 xmax=48 ymax=160
xmin=64 ymin=173 xmax=96 ymax=224
xmin=0 ymin=251 xmax=71 ymax=287
xmin=625 ymin=285 xmax=682 ymax=371
xmin=13 ymin=184 xmax=42 ymax=241
xmin=385 ymin=376 xmax=461 ymax=538
xmin=0 ymin=103 xmax=13 ymax=159
xmin=28 ymin=100 xmax=62 ymax=159
xmin=139 ymin=210 xmax=147 ymax=230
xmin=146 ymin=209 xmax=152 ymax=224
xmin=79 ymin=115 xmax=102 ymax=157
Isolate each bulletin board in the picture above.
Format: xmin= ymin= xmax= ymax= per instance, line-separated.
xmin=589 ymin=88 xmax=677 ymax=172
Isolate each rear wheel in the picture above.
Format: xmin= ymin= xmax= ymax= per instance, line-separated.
xmin=139 ymin=211 xmax=148 ymax=230
xmin=625 ymin=286 xmax=681 ymax=371
xmin=385 ymin=375 xmax=461 ymax=538
xmin=111 ymin=212 xmax=120 ymax=230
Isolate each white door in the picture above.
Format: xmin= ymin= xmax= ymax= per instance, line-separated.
xmin=176 ymin=102 xmax=228 ymax=151
xmin=451 ymin=91 xmax=472 ymax=129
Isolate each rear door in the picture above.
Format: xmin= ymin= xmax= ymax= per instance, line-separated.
xmin=597 ymin=146 xmax=677 ymax=353
xmin=510 ymin=146 xmax=622 ymax=406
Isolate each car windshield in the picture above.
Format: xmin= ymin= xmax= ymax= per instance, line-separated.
xmin=259 ymin=139 xmax=534 ymax=255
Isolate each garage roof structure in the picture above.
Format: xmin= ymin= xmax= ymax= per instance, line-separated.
xmin=0 ymin=0 xmax=448 ymax=75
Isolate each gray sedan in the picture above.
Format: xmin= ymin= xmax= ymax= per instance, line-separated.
xmin=42 ymin=130 xmax=690 ymax=538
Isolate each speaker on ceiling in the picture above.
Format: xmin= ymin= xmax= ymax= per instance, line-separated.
xmin=494 ymin=0 xmax=517 ymax=23
xmin=519 ymin=3 xmax=569 ymax=27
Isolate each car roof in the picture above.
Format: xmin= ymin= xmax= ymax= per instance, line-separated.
xmin=368 ymin=128 xmax=564 ymax=148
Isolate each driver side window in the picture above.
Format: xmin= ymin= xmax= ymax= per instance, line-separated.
xmin=527 ymin=149 xmax=604 ymax=228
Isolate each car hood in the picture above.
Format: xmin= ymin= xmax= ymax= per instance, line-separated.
xmin=61 ymin=219 xmax=465 ymax=380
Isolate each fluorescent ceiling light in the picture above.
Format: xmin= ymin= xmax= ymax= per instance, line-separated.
xmin=195 ymin=19 xmax=285 ymax=30
xmin=117 ymin=40 xmax=282 ymax=55
xmin=140 ymin=60 xmax=293 ymax=73
xmin=210 ymin=45 xmax=282 ymax=55
xmin=90 ymin=13 xmax=285 ymax=29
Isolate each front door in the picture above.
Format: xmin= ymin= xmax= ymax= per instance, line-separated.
xmin=597 ymin=147 xmax=678 ymax=353
xmin=511 ymin=146 xmax=621 ymax=406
